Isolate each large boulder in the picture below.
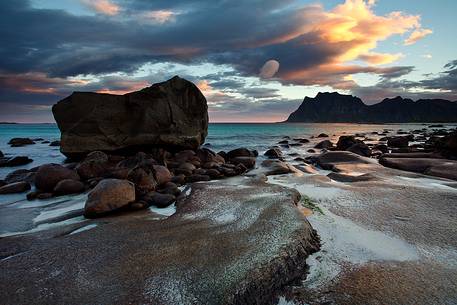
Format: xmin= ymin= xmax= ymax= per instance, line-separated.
xmin=0 ymin=181 xmax=31 ymax=194
xmin=35 ymin=164 xmax=80 ymax=192
xmin=84 ymin=179 xmax=135 ymax=218
xmin=53 ymin=76 xmax=208 ymax=158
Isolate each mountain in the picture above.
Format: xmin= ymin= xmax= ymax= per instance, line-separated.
xmin=286 ymin=92 xmax=457 ymax=123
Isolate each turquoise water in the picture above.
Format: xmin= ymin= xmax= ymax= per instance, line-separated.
xmin=1 ymin=122 xmax=455 ymax=178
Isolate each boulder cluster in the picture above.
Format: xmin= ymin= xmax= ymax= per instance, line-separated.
xmin=0 ymin=147 xmax=257 ymax=217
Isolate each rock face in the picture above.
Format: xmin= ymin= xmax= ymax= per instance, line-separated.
xmin=84 ymin=179 xmax=135 ymax=218
xmin=0 ymin=176 xmax=319 ymax=305
xmin=286 ymin=92 xmax=457 ymax=123
xmin=53 ymin=76 xmax=208 ymax=158
xmin=35 ymin=164 xmax=80 ymax=192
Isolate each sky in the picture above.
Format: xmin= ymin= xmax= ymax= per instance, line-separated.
xmin=0 ymin=0 xmax=456 ymax=123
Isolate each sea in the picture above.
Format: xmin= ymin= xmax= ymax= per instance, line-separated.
xmin=1 ymin=122 xmax=452 ymax=177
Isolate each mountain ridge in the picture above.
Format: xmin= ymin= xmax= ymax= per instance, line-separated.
xmin=286 ymin=92 xmax=457 ymax=123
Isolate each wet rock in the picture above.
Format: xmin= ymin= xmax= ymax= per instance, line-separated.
xmin=129 ymin=201 xmax=149 ymax=211
xmin=26 ymin=191 xmax=39 ymax=200
xmin=373 ymin=144 xmax=388 ymax=154
xmin=84 ymin=179 xmax=136 ymax=218
xmin=171 ymin=174 xmax=186 ymax=185
xmin=0 ymin=150 xmax=3 ymax=157
xmin=143 ymin=191 xmax=176 ymax=208
xmin=127 ymin=167 xmax=157 ymax=196
xmin=387 ymin=136 xmax=412 ymax=148
xmin=173 ymin=150 xmax=196 ymax=163
xmin=49 ymin=141 xmax=60 ymax=147
xmin=315 ymin=140 xmax=333 ymax=149
xmin=76 ymin=151 xmax=110 ymax=180
xmin=153 ymin=165 xmax=172 ymax=186
xmin=37 ymin=192 xmax=53 ymax=200
xmin=317 ymin=133 xmax=329 ymax=138
xmin=187 ymin=174 xmax=211 ymax=183
xmin=53 ymin=179 xmax=85 ymax=195
xmin=336 ymin=135 xmax=358 ymax=151
xmin=347 ymin=142 xmax=371 ymax=157
xmin=0 ymin=156 xmax=33 ymax=167
xmin=435 ymin=132 xmax=457 ymax=158
xmin=157 ymin=182 xmax=181 ymax=196
xmin=0 ymin=181 xmax=31 ymax=194
xmin=35 ymin=164 xmax=80 ymax=192
xmin=53 ymin=76 xmax=208 ymax=158
xmin=327 ymin=172 xmax=378 ymax=182
xmin=278 ymin=140 xmax=289 ymax=144
xmin=261 ymin=159 xmax=295 ymax=176
xmin=294 ymin=138 xmax=309 ymax=143
xmin=8 ymin=138 xmax=35 ymax=147
xmin=4 ymin=169 xmax=35 ymax=184
xmin=295 ymin=164 xmax=318 ymax=174
xmin=229 ymin=156 xmax=256 ymax=169
xmin=227 ymin=148 xmax=256 ymax=159
xmin=206 ymin=168 xmax=222 ymax=179
xmin=307 ymin=149 xmax=316 ymax=153
xmin=264 ymin=148 xmax=283 ymax=159
xmin=315 ymin=151 xmax=373 ymax=170
xmin=379 ymin=157 xmax=457 ymax=180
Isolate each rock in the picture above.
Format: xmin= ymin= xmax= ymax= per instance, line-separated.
xmin=173 ymin=150 xmax=196 ymax=163
xmin=336 ymin=135 xmax=358 ymax=150
xmin=315 ymin=151 xmax=373 ymax=170
xmin=37 ymin=192 xmax=54 ymax=200
xmin=379 ymin=157 xmax=457 ymax=180
xmin=0 ymin=181 xmax=31 ymax=194
xmin=229 ymin=156 xmax=256 ymax=169
xmin=153 ymin=165 xmax=172 ymax=185
xmin=53 ymin=76 xmax=208 ymax=158
xmin=4 ymin=169 xmax=35 ymax=184
xmin=0 ymin=150 xmax=3 ymax=157
xmin=206 ymin=168 xmax=222 ymax=179
xmin=387 ymin=136 xmax=411 ymax=148
xmin=0 ymin=156 xmax=33 ymax=167
xmin=278 ymin=140 xmax=289 ymax=144
xmin=436 ymin=132 xmax=457 ymax=158
xmin=347 ymin=142 xmax=371 ymax=157
xmin=129 ymin=201 xmax=149 ymax=211
xmin=373 ymin=144 xmax=388 ymax=154
xmin=143 ymin=192 xmax=176 ymax=208
xmin=307 ymin=149 xmax=316 ymax=153
xmin=127 ymin=167 xmax=157 ymax=195
xmin=327 ymin=172 xmax=378 ymax=182
xmin=76 ymin=151 xmax=110 ymax=180
xmin=157 ymin=182 xmax=181 ymax=196
xmin=49 ymin=140 xmax=60 ymax=147
xmin=264 ymin=148 xmax=283 ymax=159
xmin=171 ymin=174 xmax=186 ymax=185
xmin=315 ymin=140 xmax=333 ymax=149
xmin=0 ymin=176 xmax=320 ymax=305
xmin=8 ymin=138 xmax=35 ymax=147
xmin=227 ymin=148 xmax=256 ymax=159
xmin=294 ymin=138 xmax=310 ymax=143
xmin=295 ymin=164 xmax=318 ymax=174
xmin=53 ymin=179 xmax=85 ymax=195
xmin=26 ymin=191 xmax=39 ymax=200
xmin=186 ymin=174 xmax=211 ymax=183
xmin=35 ymin=164 xmax=80 ymax=192
xmin=84 ymin=179 xmax=136 ymax=218
xmin=261 ymin=159 xmax=295 ymax=176
xmin=317 ymin=133 xmax=329 ymax=138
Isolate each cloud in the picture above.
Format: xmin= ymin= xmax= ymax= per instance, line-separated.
xmin=358 ymin=52 xmax=403 ymax=65
xmin=141 ymin=10 xmax=178 ymax=24
xmin=259 ymin=60 xmax=280 ymax=78
xmin=404 ymin=28 xmax=433 ymax=45
xmin=81 ymin=0 xmax=120 ymax=15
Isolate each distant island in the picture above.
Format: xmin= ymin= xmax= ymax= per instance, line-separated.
xmin=0 ymin=122 xmax=18 ymax=124
xmin=286 ymin=92 xmax=457 ymax=123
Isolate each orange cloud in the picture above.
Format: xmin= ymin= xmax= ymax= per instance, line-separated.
xmin=404 ymin=28 xmax=433 ymax=45
xmin=358 ymin=52 xmax=403 ymax=65
xmin=81 ymin=0 xmax=120 ymax=16
xmin=271 ymin=0 xmax=429 ymax=88
xmin=259 ymin=60 xmax=280 ymax=78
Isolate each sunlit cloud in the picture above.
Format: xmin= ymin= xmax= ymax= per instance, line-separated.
xmin=358 ymin=52 xmax=403 ymax=65
xmin=404 ymin=28 xmax=433 ymax=45
xmin=96 ymin=80 xmax=149 ymax=95
xmin=422 ymin=54 xmax=433 ymax=59
xmin=80 ymin=0 xmax=120 ymax=16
